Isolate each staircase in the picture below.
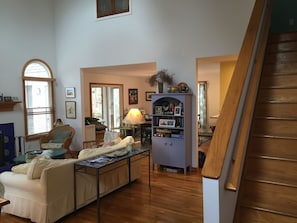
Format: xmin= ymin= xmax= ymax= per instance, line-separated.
xmin=234 ymin=32 xmax=297 ymax=223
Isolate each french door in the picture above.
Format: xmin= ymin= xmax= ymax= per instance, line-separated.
xmin=90 ymin=83 xmax=123 ymax=130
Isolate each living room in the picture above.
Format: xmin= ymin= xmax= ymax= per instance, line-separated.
xmin=0 ymin=0 xmax=254 ymax=165
xmin=0 ymin=0 xmax=257 ymax=222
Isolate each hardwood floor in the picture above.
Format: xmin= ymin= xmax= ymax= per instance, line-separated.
xmin=0 ymin=157 xmax=203 ymax=223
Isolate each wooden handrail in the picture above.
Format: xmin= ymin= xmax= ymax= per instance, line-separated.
xmin=225 ymin=1 xmax=272 ymax=191
xmin=202 ymin=0 xmax=271 ymax=179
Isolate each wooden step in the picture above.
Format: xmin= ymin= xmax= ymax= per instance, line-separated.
xmin=262 ymin=62 xmax=297 ymax=75
xmin=239 ymin=180 xmax=297 ymax=218
xmin=266 ymin=41 xmax=297 ymax=53
xmin=252 ymin=119 xmax=297 ymax=137
xmin=248 ymin=136 xmax=297 ymax=160
xmin=260 ymin=74 xmax=297 ymax=88
xmin=257 ymin=88 xmax=297 ymax=103
xmin=264 ymin=52 xmax=297 ymax=63
xmin=268 ymin=32 xmax=297 ymax=43
xmin=255 ymin=103 xmax=297 ymax=118
xmin=244 ymin=157 xmax=297 ymax=187
xmin=234 ymin=207 xmax=297 ymax=223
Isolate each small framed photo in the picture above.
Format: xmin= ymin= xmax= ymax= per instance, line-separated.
xmin=159 ymin=119 xmax=176 ymax=128
xmin=174 ymin=106 xmax=181 ymax=116
xmin=65 ymin=87 xmax=75 ymax=98
xmin=129 ymin=88 xmax=138 ymax=104
xmin=145 ymin=91 xmax=155 ymax=101
xmin=65 ymin=101 xmax=76 ymax=119
xmin=155 ymin=106 xmax=163 ymax=115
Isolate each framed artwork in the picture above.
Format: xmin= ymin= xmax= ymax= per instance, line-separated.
xmin=128 ymin=89 xmax=138 ymax=105
xmin=65 ymin=101 xmax=76 ymax=119
xmin=145 ymin=91 xmax=155 ymax=101
xmin=174 ymin=106 xmax=181 ymax=116
xmin=65 ymin=87 xmax=75 ymax=98
xmin=159 ymin=119 xmax=176 ymax=128
xmin=155 ymin=106 xmax=163 ymax=115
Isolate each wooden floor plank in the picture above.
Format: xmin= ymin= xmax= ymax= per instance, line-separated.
xmin=0 ymin=157 xmax=203 ymax=223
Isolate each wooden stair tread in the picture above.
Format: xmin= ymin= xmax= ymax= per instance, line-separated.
xmin=235 ymin=31 xmax=297 ymax=222
xmin=239 ymin=181 xmax=297 ymax=218
xmin=234 ymin=207 xmax=297 ymax=223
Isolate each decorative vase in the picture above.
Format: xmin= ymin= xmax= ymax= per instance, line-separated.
xmin=158 ymin=82 xmax=163 ymax=93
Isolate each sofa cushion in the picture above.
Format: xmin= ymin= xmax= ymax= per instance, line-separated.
xmin=26 ymin=157 xmax=70 ymax=180
xmin=51 ymin=129 xmax=72 ymax=143
xmin=78 ymin=136 xmax=134 ymax=160
xmin=11 ymin=163 xmax=31 ymax=174
xmin=41 ymin=143 xmax=63 ymax=149
xmin=27 ymin=157 xmax=52 ymax=179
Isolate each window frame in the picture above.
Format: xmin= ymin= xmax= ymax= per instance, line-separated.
xmin=96 ymin=0 xmax=130 ymax=19
xmin=22 ymin=59 xmax=56 ymax=140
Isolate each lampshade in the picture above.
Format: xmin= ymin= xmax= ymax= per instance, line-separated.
xmin=123 ymin=108 xmax=145 ymax=125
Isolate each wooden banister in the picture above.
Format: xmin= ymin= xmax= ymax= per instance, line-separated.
xmin=202 ymin=0 xmax=272 ymax=180
xmin=225 ymin=2 xmax=272 ymax=191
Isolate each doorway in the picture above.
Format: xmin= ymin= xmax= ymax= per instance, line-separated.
xmin=196 ymin=55 xmax=237 ymax=153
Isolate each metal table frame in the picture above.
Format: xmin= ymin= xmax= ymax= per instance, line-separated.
xmin=74 ymin=147 xmax=151 ymax=223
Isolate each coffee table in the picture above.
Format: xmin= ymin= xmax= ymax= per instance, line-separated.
xmin=13 ymin=148 xmax=67 ymax=164
xmin=0 ymin=197 xmax=10 ymax=213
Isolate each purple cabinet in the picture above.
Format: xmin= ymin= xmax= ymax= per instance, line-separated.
xmin=152 ymin=93 xmax=192 ymax=174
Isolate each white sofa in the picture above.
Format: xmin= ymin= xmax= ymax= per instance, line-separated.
xmin=0 ymin=136 xmax=142 ymax=223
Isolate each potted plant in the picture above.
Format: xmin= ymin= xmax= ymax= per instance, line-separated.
xmin=148 ymin=69 xmax=173 ymax=93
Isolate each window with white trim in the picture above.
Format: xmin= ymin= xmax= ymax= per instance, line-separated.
xmin=96 ymin=0 xmax=130 ymax=18
xmin=22 ymin=59 xmax=55 ymax=139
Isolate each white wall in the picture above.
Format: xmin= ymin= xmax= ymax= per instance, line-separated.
xmin=0 ymin=0 xmax=255 ymax=159
xmin=0 ymin=0 xmax=56 ymax=146
xmin=53 ymin=0 xmax=255 ymax=160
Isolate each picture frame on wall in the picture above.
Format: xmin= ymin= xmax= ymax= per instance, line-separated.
xmin=128 ymin=88 xmax=138 ymax=104
xmin=65 ymin=87 xmax=75 ymax=98
xmin=65 ymin=101 xmax=76 ymax=119
xmin=145 ymin=91 xmax=155 ymax=101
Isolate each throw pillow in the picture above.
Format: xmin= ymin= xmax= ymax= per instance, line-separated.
xmin=11 ymin=163 xmax=31 ymax=174
xmin=27 ymin=157 xmax=52 ymax=180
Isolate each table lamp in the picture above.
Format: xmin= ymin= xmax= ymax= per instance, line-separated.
xmin=122 ymin=108 xmax=145 ymax=138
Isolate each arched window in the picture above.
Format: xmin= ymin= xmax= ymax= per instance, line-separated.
xmin=22 ymin=59 xmax=55 ymax=139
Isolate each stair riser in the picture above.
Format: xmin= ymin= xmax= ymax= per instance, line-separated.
xmin=244 ymin=157 xmax=297 ymax=186
xmin=258 ymin=88 xmax=297 ymax=103
xmin=264 ymin=52 xmax=297 ymax=63
xmin=253 ymin=119 xmax=297 ymax=136
xmin=261 ymin=75 xmax=297 ymax=88
xmin=249 ymin=137 xmax=297 ymax=160
xmin=262 ymin=62 xmax=297 ymax=75
xmin=266 ymin=42 xmax=297 ymax=53
xmin=240 ymin=181 xmax=297 ymax=217
xmin=269 ymin=32 xmax=297 ymax=43
xmin=255 ymin=103 xmax=297 ymax=118
xmin=235 ymin=207 xmax=297 ymax=223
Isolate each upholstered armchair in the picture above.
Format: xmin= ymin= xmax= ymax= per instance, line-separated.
xmin=39 ymin=125 xmax=75 ymax=157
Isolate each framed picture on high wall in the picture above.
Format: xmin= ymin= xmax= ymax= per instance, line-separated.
xmin=128 ymin=88 xmax=138 ymax=104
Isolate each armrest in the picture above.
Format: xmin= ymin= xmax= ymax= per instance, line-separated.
xmin=40 ymin=159 xmax=76 ymax=202
xmin=40 ymin=135 xmax=50 ymax=144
